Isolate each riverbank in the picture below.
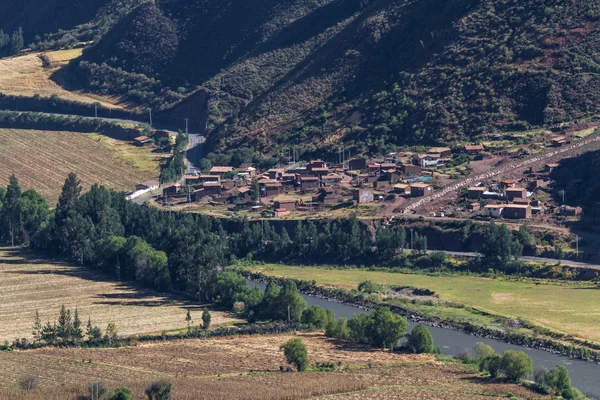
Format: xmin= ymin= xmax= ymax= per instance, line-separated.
xmin=236 ymin=267 xmax=600 ymax=363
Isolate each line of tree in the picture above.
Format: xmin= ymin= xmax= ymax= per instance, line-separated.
xmin=0 ymin=28 xmax=23 ymax=57
xmin=160 ymin=133 xmax=188 ymax=183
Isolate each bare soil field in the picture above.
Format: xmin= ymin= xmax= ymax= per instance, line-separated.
xmin=0 ymin=50 xmax=121 ymax=108
xmin=0 ymin=128 xmax=159 ymax=203
xmin=0 ymin=333 xmax=546 ymax=400
xmin=0 ymin=248 xmax=239 ymax=342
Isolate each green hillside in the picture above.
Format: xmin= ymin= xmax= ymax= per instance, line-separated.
xmin=4 ymin=0 xmax=600 ymax=157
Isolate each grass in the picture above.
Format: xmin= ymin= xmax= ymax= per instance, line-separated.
xmin=246 ymin=264 xmax=600 ymax=343
xmin=0 ymin=128 xmax=160 ymax=204
xmin=0 ymin=51 xmax=121 ymax=108
xmin=87 ymin=133 xmax=163 ymax=174
xmin=0 ymin=248 xmax=240 ymax=342
xmin=0 ymin=332 xmax=545 ymax=399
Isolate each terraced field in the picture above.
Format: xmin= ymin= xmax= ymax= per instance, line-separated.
xmin=0 ymin=333 xmax=546 ymax=400
xmin=0 ymin=248 xmax=239 ymax=342
xmin=0 ymin=128 xmax=159 ymax=203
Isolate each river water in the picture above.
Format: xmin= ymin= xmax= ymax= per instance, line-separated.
xmin=249 ymin=281 xmax=600 ymax=398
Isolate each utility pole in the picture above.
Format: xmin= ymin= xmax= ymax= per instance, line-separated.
xmin=288 ymin=305 xmax=291 ymax=324
xmin=576 ymin=234 xmax=579 ymax=259
xmin=94 ymin=103 xmax=98 ymax=118
xmin=410 ymin=228 xmax=414 ymax=250
xmin=185 ymin=118 xmax=189 ymax=134
xmin=148 ymin=108 xmax=153 ymax=127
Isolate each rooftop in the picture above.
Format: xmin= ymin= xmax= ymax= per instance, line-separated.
xmin=210 ymin=166 xmax=234 ymax=173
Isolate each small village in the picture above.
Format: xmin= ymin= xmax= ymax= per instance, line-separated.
xmin=123 ymin=130 xmax=586 ymax=225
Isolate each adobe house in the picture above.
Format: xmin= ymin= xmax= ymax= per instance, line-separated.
xmin=231 ymin=186 xmax=252 ymax=202
xmin=312 ymin=187 xmax=341 ymax=204
xmin=162 ymin=183 xmax=181 ymax=196
xmin=264 ymin=182 xmax=282 ymax=197
xmin=500 ymin=179 xmax=519 ymax=189
xmin=392 ymin=183 xmax=410 ymax=195
xmin=198 ymin=175 xmax=220 ymax=183
xmin=274 ymin=200 xmax=297 ymax=210
xmin=348 ymin=158 xmax=367 ymax=172
xmin=506 ymin=187 xmax=527 ymax=201
xmin=133 ymin=135 xmax=153 ymax=147
xmin=410 ymin=183 xmax=433 ymax=197
xmin=503 ymin=204 xmax=532 ymax=219
xmin=551 ymin=136 xmax=567 ymax=147
xmin=418 ymin=154 xmax=440 ymax=167
xmin=274 ymin=208 xmax=291 ymax=217
xmin=383 ymin=169 xmax=402 ymax=182
xmin=321 ymin=173 xmax=342 ymax=186
xmin=353 ymin=189 xmax=374 ymax=204
xmin=202 ymin=182 xmax=223 ymax=196
xmin=368 ymin=163 xmax=381 ymax=176
xmin=464 ymin=144 xmax=484 ymax=154
xmin=429 ymin=147 xmax=452 ymax=157
xmin=467 ymin=186 xmax=487 ymax=200
xmin=374 ymin=180 xmax=391 ymax=192
xmin=299 ymin=176 xmax=320 ymax=190
xmin=209 ymin=166 xmax=235 ymax=177
xmin=483 ymin=204 xmax=505 ymax=218
xmin=267 ymin=168 xmax=285 ymax=180
xmin=545 ymin=163 xmax=559 ymax=172
xmin=184 ymin=175 xmax=201 ymax=186
xmin=306 ymin=160 xmax=327 ymax=170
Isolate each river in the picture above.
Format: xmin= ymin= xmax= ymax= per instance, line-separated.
xmin=249 ymin=280 xmax=600 ymax=398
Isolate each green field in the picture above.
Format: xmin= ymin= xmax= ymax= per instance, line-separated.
xmin=247 ymin=265 xmax=600 ymax=343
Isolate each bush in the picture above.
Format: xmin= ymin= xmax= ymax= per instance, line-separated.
xmin=145 ymin=380 xmax=172 ymax=400
xmin=109 ymin=387 xmax=134 ymax=400
xmin=500 ymin=351 xmax=532 ymax=382
xmin=202 ymin=308 xmax=211 ymax=329
xmin=280 ymin=338 xmax=309 ymax=372
xmin=18 ymin=376 xmax=38 ymax=391
xmin=325 ymin=317 xmax=350 ymax=340
xmin=474 ymin=342 xmax=495 ymax=362
xmin=406 ymin=324 xmax=434 ymax=354
xmin=357 ymin=280 xmax=382 ymax=293
xmin=544 ymin=364 xmax=572 ymax=395
xmin=479 ymin=353 xmax=502 ymax=378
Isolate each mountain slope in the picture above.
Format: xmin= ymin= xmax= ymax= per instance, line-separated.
xmin=4 ymin=0 xmax=600 ymax=157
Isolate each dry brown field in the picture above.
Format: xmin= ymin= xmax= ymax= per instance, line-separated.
xmin=0 ymin=333 xmax=547 ymax=400
xmin=0 ymin=128 xmax=160 ymax=204
xmin=0 ymin=50 xmax=122 ymax=108
xmin=0 ymin=248 xmax=240 ymax=342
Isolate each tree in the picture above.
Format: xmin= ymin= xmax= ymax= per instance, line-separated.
xmin=185 ymin=309 xmax=192 ymax=333
xmin=280 ymin=338 xmax=309 ymax=372
xmin=250 ymin=177 xmax=260 ymax=202
xmin=41 ymin=320 xmax=57 ymax=343
xmin=544 ymin=364 xmax=571 ymax=395
xmin=274 ymin=281 xmax=307 ymax=323
xmin=32 ymin=311 xmax=42 ymax=342
xmin=1 ymin=175 xmax=22 ymax=246
xmin=19 ymin=375 xmax=38 ymax=391
xmin=365 ymin=307 xmax=408 ymax=350
xmin=105 ymin=321 xmax=118 ymax=343
xmin=109 ymin=387 xmax=134 ymax=400
xmin=202 ymin=308 xmax=211 ymax=329
xmin=301 ymin=305 xmax=328 ymax=328
xmin=72 ymin=307 xmax=83 ymax=341
xmin=145 ymin=379 xmax=172 ymax=400
xmin=326 ymin=317 xmax=350 ymax=340
xmin=554 ymin=245 xmax=564 ymax=263
xmin=500 ymin=350 xmax=532 ymax=382
xmin=214 ymin=271 xmax=249 ymax=309
xmin=481 ymin=222 xmax=522 ymax=267
xmin=10 ymin=27 xmax=23 ymax=55
xmin=57 ymin=305 xmax=72 ymax=340
xmin=406 ymin=324 xmax=434 ymax=353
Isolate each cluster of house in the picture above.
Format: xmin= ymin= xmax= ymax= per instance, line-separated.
xmin=417 ymin=145 xmax=484 ymax=168
xmin=464 ymin=162 xmax=563 ymax=219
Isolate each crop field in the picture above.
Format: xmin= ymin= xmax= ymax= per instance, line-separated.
xmin=0 ymin=128 xmax=159 ymax=203
xmin=0 ymin=333 xmax=544 ymax=400
xmin=0 ymin=50 xmax=122 ymax=108
xmin=247 ymin=264 xmax=600 ymax=343
xmin=0 ymin=248 xmax=239 ymax=342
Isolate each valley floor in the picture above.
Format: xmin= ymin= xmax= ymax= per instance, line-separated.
xmin=245 ymin=264 xmax=600 ymax=344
